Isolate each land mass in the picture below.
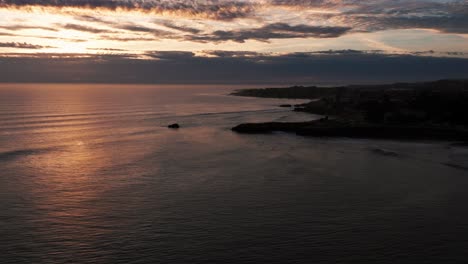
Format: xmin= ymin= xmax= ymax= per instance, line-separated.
xmin=231 ymin=79 xmax=468 ymax=141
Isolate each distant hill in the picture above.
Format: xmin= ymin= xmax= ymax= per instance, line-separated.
xmin=231 ymin=79 xmax=468 ymax=99
xmin=232 ymin=79 xmax=468 ymax=126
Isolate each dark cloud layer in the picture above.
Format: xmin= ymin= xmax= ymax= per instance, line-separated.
xmin=269 ymin=0 xmax=468 ymax=35
xmin=160 ymin=21 xmax=201 ymax=34
xmin=186 ymin=23 xmax=351 ymax=43
xmin=0 ymin=41 xmax=53 ymax=49
xmin=1 ymin=0 xmax=467 ymax=44
xmin=116 ymin=24 xmax=173 ymax=37
xmin=0 ymin=25 xmax=58 ymax=31
xmin=356 ymin=15 xmax=468 ymax=34
xmin=0 ymin=51 xmax=466 ymax=84
xmin=0 ymin=0 xmax=256 ymax=20
xmin=60 ymin=23 xmax=115 ymax=34
xmin=339 ymin=0 xmax=468 ymax=34
xmin=62 ymin=19 xmax=350 ymax=42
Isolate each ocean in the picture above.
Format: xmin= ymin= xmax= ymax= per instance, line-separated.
xmin=1 ymin=83 xmax=468 ymax=263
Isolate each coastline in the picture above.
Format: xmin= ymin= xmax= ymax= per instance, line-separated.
xmin=230 ymin=79 xmax=468 ymax=141
xmin=232 ymin=119 xmax=468 ymax=141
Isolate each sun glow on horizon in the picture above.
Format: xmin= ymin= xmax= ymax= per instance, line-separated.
xmin=0 ymin=0 xmax=467 ymax=58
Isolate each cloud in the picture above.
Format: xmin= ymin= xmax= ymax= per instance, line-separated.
xmin=74 ymin=16 xmax=183 ymax=35
xmin=358 ymin=15 xmax=468 ymax=34
xmin=0 ymin=25 xmax=58 ymax=31
xmin=0 ymin=32 xmax=16 ymax=37
xmin=1 ymin=0 xmax=467 ymax=47
xmin=267 ymin=0 xmax=350 ymax=9
xmin=336 ymin=0 xmax=468 ymax=34
xmin=60 ymin=23 xmax=116 ymax=34
xmin=116 ymin=24 xmax=173 ymax=37
xmin=186 ymin=23 xmax=351 ymax=43
xmin=0 ymin=31 xmax=86 ymax=42
xmin=0 ymin=50 xmax=467 ymax=84
xmin=145 ymin=51 xmax=195 ymax=60
xmin=87 ymin=47 xmax=129 ymax=52
xmin=309 ymin=49 xmax=383 ymax=55
xmin=268 ymin=0 xmax=468 ymax=34
xmin=0 ymin=42 xmax=54 ymax=49
xmin=159 ymin=21 xmax=201 ymax=34
xmin=117 ymin=24 xmax=155 ymax=33
xmin=97 ymin=35 xmax=156 ymax=42
xmin=204 ymin=50 xmax=263 ymax=57
xmin=0 ymin=0 xmax=256 ymax=20
xmin=59 ymin=20 xmax=350 ymax=43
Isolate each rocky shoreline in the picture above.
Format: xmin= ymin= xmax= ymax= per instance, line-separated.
xmin=232 ymin=119 xmax=468 ymax=141
xmin=231 ymin=79 xmax=468 ymax=141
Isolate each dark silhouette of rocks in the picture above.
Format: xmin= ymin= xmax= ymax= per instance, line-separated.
xmin=232 ymin=121 xmax=312 ymax=134
xmin=370 ymin=148 xmax=399 ymax=157
xmin=232 ymin=119 xmax=468 ymax=140
xmin=442 ymin=162 xmax=468 ymax=171
xmin=232 ymin=79 xmax=468 ymax=141
xmin=168 ymin=123 xmax=180 ymax=129
xmin=279 ymin=104 xmax=292 ymax=107
xmin=231 ymin=85 xmax=336 ymax=99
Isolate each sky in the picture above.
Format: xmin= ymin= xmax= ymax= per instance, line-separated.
xmin=0 ymin=0 xmax=467 ymax=84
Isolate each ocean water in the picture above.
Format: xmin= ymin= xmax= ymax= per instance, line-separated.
xmin=1 ymin=83 xmax=468 ymax=264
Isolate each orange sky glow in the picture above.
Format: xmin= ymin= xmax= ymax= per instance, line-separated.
xmin=0 ymin=0 xmax=467 ymax=58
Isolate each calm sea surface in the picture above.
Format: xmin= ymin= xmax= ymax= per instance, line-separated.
xmin=1 ymin=84 xmax=467 ymax=264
